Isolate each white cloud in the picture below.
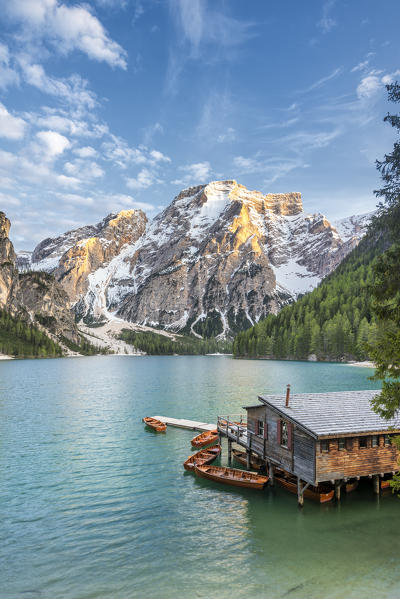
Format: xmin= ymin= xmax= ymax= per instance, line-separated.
xmin=56 ymin=192 xmax=94 ymax=206
xmin=149 ymin=149 xmax=171 ymax=163
xmin=6 ymin=0 xmax=127 ymax=69
xmin=298 ymin=67 xmax=343 ymax=94
xmin=17 ymin=56 xmax=97 ymax=111
xmin=0 ymin=43 xmax=20 ymax=90
xmin=172 ymin=161 xmax=211 ymax=186
xmin=351 ymin=60 xmax=369 ymax=73
xmin=356 ymin=70 xmax=400 ymax=101
xmin=36 ymin=130 xmax=71 ymax=157
xmin=143 ymin=122 xmax=163 ymax=145
xmin=234 ymin=154 xmax=309 ymax=185
xmin=170 ymin=0 xmax=255 ymax=56
xmin=64 ymin=159 xmax=104 ymax=180
xmin=102 ymin=135 xmax=171 ymax=169
xmin=126 ymin=167 xmax=160 ymax=190
xmin=317 ymin=0 xmax=336 ymax=33
xmin=217 ymin=127 xmax=236 ymax=143
xmin=357 ymin=74 xmax=381 ymax=99
xmin=0 ymin=102 xmax=27 ymax=139
xmin=73 ymin=146 xmax=97 ymax=158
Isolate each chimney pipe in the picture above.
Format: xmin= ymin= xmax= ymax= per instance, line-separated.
xmin=285 ymin=384 xmax=291 ymax=407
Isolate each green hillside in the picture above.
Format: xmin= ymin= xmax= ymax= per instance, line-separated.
xmin=233 ymin=234 xmax=387 ymax=362
xmin=0 ymin=308 xmax=63 ymax=358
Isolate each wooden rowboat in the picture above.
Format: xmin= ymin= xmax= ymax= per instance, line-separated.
xmin=142 ymin=417 xmax=167 ymax=432
xmin=274 ymin=469 xmax=334 ymax=503
xmin=232 ymin=449 xmax=264 ymax=471
xmin=381 ymin=478 xmax=392 ymax=490
xmin=191 ymin=429 xmax=218 ymax=448
xmin=195 ymin=464 xmax=269 ymax=489
xmin=183 ymin=444 xmax=221 ymax=471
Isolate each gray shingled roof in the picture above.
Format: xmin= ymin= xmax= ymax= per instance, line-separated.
xmin=257 ymin=390 xmax=400 ymax=438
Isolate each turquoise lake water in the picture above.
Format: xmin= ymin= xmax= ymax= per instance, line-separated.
xmin=1 ymin=356 xmax=399 ymax=599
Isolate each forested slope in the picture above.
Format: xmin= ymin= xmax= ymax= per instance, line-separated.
xmin=0 ymin=308 xmax=63 ymax=358
xmin=233 ymin=234 xmax=387 ymax=361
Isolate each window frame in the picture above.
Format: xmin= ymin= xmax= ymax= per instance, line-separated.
xmin=281 ymin=420 xmax=289 ymax=448
xmin=371 ymin=435 xmax=378 ymax=448
xmin=384 ymin=434 xmax=391 ymax=447
xmin=359 ymin=436 xmax=368 ymax=449
xmin=338 ymin=438 xmax=345 ymax=451
xmin=258 ymin=419 xmax=264 ymax=438
xmin=320 ymin=440 xmax=329 ymax=453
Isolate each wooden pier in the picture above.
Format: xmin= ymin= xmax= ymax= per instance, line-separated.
xmin=152 ymin=416 xmax=216 ymax=432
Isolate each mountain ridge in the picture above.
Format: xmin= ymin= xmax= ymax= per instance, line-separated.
xmin=17 ymin=180 xmax=372 ymax=337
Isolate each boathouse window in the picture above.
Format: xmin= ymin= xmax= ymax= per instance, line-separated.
xmin=384 ymin=435 xmax=391 ymax=446
xmin=372 ymin=435 xmax=378 ymax=447
xmin=258 ymin=420 xmax=264 ymax=437
xmin=321 ymin=440 xmax=329 ymax=452
xmin=359 ymin=436 xmax=368 ymax=449
xmin=281 ymin=421 xmax=288 ymax=447
xmin=338 ymin=438 xmax=345 ymax=450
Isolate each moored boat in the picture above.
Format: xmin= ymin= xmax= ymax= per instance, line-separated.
xmin=183 ymin=444 xmax=221 ymax=471
xmin=191 ymin=429 xmax=219 ymax=448
xmin=380 ymin=477 xmax=392 ymax=491
xmin=195 ymin=464 xmax=269 ymax=489
xmin=232 ymin=449 xmax=264 ymax=471
xmin=142 ymin=417 xmax=167 ymax=432
xmin=274 ymin=469 xmax=334 ymax=503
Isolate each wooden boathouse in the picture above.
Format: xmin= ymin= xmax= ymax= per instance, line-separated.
xmin=217 ymin=387 xmax=400 ymax=504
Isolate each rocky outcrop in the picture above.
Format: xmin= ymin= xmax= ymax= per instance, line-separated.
xmin=0 ymin=212 xmax=17 ymax=309
xmin=30 ymin=210 xmax=147 ymax=305
xmin=0 ymin=211 xmax=79 ymax=344
xmin=17 ymin=272 xmax=78 ymax=342
xmin=25 ymin=180 xmax=372 ymax=337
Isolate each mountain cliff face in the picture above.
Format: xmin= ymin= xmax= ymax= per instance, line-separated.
xmin=24 ymin=180 xmax=371 ymax=337
xmin=0 ymin=212 xmax=17 ymax=308
xmin=27 ymin=210 xmax=148 ymax=303
xmin=0 ymin=212 xmax=78 ymax=344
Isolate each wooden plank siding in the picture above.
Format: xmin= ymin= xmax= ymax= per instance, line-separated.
xmin=316 ymin=435 xmax=398 ymax=482
xmin=247 ymin=405 xmax=316 ymax=484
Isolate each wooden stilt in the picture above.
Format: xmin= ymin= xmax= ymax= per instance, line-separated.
xmin=297 ymin=477 xmax=304 ymax=507
xmin=335 ymin=480 xmax=341 ymax=501
xmin=228 ymin=439 xmax=232 ymax=463
xmin=268 ymin=462 xmax=274 ymax=486
xmin=246 ymin=450 xmax=251 ymax=470
xmin=373 ymin=474 xmax=380 ymax=494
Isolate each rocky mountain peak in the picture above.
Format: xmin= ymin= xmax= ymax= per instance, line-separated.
xmin=0 ymin=211 xmax=11 ymax=240
xmin=21 ymin=181 xmax=372 ymax=337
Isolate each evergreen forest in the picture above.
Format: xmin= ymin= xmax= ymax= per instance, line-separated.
xmin=233 ymin=234 xmax=386 ymax=362
xmin=0 ymin=308 xmax=63 ymax=358
xmin=119 ymin=328 xmax=232 ymax=355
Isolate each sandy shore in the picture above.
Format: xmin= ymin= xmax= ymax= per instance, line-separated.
xmin=0 ymin=354 xmax=14 ymax=360
xmin=346 ymin=361 xmax=375 ymax=368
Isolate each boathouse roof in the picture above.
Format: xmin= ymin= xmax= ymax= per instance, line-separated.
xmin=252 ymin=390 xmax=400 ymax=439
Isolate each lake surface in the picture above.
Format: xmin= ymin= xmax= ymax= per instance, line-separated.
xmin=0 ymin=356 xmax=399 ymax=599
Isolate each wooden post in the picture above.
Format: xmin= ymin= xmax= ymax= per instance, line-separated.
xmin=269 ymin=462 xmax=274 ymax=486
xmin=297 ymin=477 xmax=304 ymax=507
xmin=228 ymin=439 xmax=232 ymax=463
xmin=335 ymin=480 xmax=341 ymax=500
xmin=246 ymin=451 xmax=251 ymax=470
xmin=373 ymin=474 xmax=380 ymax=494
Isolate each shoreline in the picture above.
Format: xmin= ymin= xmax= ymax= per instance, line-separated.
xmin=346 ymin=361 xmax=375 ymax=368
xmin=0 ymin=354 xmax=14 ymax=360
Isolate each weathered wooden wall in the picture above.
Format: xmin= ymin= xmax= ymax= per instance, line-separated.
xmin=247 ymin=406 xmax=316 ymax=484
xmin=316 ymin=436 xmax=398 ymax=482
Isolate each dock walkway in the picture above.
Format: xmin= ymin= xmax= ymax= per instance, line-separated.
xmin=153 ymin=416 xmax=216 ymax=432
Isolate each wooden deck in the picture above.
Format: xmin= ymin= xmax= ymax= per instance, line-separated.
xmin=152 ymin=416 xmax=216 ymax=432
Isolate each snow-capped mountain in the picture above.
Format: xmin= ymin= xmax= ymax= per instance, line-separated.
xmin=23 ymin=180 xmax=372 ymax=336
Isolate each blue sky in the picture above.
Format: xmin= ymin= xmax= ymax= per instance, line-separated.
xmin=0 ymin=0 xmax=399 ymax=249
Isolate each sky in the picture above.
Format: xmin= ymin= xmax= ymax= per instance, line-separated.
xmin=0 ymin=0 xmax=399 ymax=250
